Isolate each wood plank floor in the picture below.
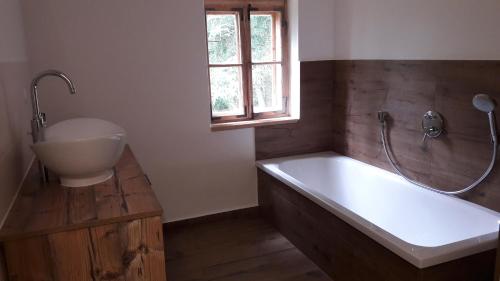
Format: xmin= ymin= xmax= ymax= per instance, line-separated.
xmin=164 ymin=216 xmax=333 ymax=281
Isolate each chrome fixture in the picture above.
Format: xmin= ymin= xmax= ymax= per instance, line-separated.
xmin=473 ymin=94 xmax=498 ymax=143
xmin=31 ymin=70 xmax=76 ymax=182
xmin=378 ymin=94 xmax=498 ymax=196
xmin=421 ymin=111 xmax=444 ymax=140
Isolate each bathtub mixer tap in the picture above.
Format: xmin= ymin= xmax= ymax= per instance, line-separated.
xmin=378 ymin=94 xmax=498 ymax=196
xmin=30 ymin=70 xmax=77 ymax=183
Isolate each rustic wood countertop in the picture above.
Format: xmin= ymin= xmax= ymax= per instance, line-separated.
xmin=0 ymin=145 xmax=163 ymax=241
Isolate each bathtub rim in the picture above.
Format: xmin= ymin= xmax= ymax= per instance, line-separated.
xmin=256 ymin=151 xmax=500 ymax=269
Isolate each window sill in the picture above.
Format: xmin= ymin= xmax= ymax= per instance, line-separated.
xmin=211 ymin=116 xmax=299 ymax=132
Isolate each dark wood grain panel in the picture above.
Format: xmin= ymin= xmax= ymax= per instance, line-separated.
xmin=496 ymin=229 xmax=500 ymax=281
xmin=258 ymin=170 xmax=496 ymax=281
xmin=0 ymin=145 xmax=163 ymax=241
xmin=255 ymin=61 xmax=335 ymax=160
xmin=331 ymin=60 xmax=500 ymax=211
xmin=256 ymin=60 xmax=500 ymax=211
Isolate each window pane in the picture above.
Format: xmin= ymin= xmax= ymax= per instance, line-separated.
xmin=206 ymin=14 xmax=241 ymax=64
xmin=252 ymin=64 xmax=283 ymax=113
xmin=250 ymin=13 xmax=281 ymax=62
xmin=210 ymin=66 xmax=245 ymax=117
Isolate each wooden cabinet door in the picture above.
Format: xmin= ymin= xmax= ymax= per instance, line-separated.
xmin=4 ymin=216 xmax=166 ymax=281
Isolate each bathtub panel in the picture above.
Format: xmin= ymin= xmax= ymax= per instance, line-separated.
xmin=258 ymin=170 xmax=496 ymax=281
xmin=258 ymin=170 xmax=420 ymax=281
xmin=496 ymin=231 xmax=500 ymax=281
xmin=257 ymin=152 xmax=499 ymax=267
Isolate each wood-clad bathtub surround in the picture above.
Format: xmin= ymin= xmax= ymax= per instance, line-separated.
xmin=258 ymin=170 xmax=496 ymax=281
xmin=496 ymin=228 xmax=500 ymax=281
xmin=0 ymin=146 xmax=167 ymax=281
xmin=255 ymin=60 xmax=500 ymax=212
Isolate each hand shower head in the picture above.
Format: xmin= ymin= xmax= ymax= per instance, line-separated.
xmin=473 ymin=94 xmax=496 ymax=113
xmin=473 ymin=94 xmax=498 ymax=144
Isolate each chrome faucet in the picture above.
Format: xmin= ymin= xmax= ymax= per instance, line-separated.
xmin=31 ymin=70 xmax=76 ymax=182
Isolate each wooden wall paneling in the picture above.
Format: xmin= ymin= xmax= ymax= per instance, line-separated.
xmin=256 ymin=60 xmax=500 ymax=212
xmin=331 ymin=60 xmax=500 ymax=212
xmin=255 ymin=61 xmax=335 ymax=160
xmin=495 ymin=228 xmax=500 ymax=281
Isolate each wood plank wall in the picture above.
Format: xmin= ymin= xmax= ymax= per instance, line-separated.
xmin=255 ymin=61 xmax=335 ymax=160
xmin=255 ymin=60 xmax=500 ymax=212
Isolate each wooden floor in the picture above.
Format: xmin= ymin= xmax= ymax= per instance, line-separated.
xmin=164 ymin=215 xmax=333 ymax=281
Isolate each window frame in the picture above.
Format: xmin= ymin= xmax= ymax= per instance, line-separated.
xmin=205 ymin=0 xmax=289 ymax=125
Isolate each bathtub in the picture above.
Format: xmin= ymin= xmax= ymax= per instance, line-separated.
xmin=256 ymin=152 xmax=500 ymax=269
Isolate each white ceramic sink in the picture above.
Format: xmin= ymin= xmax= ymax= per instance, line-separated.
xmin=31 ymin=118 xmax=127 ymax=187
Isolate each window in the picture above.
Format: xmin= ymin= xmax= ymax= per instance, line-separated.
xmin=205 ymin=0 xmax=289 ymax=126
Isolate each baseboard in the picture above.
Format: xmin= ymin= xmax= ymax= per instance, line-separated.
xmin=0 ymin=156 xmax=35 ymax=229
xmin=163 ymin=206 xmax=261 ymax=230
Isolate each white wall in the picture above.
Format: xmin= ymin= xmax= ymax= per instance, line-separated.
xmin=0 ymin=0 xmax=32 ymax=228
xmin=0 ymin=0 xmax=27 ymax=62
xmin=298 ymin=0 xmax=336 ymax=61
xmin=18 ymin=0 xmax=335 ymax=223
xmin=0 ymin=0 xmax=33 ymax=279
xmin=295 ymin=0 xmax=500 ymax=60
xmin=288 ymin=0 xmax=301 ymax=117
xmin=16 ymin=0 xmax=500 ymax=224
xmin=21 ymin=0 xmax=257 ymax=222
xmin=334 ymin=0 xmax=500 ymax=60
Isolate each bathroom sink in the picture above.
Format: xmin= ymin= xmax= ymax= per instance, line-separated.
xmin=31 ymin=118 xmax=127 ymax=187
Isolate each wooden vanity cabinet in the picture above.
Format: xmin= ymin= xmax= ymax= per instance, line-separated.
xmin=0 ymin=146 xmax=167 ymax=281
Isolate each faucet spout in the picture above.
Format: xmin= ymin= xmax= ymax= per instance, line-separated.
xmin=31 ymin=70 xmax=76 ymax=122
xmin=30 ymin=69 xmax=76 ymax=183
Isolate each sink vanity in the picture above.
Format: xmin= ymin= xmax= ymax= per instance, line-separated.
xmin=0 ymin=146 xmax=166 ymax=281
xmin=0 ymin=70 xmax=167 ymax=280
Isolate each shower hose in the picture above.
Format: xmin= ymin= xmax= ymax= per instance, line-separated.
xmin=379 ymin=121 xmax=497 ymax=195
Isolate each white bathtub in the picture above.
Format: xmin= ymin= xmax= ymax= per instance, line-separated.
xmin=256 ymin=152 xmax=500 ymax=268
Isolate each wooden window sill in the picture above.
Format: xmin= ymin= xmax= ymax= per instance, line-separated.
xmin=211 ymin=117 xmax=299 ymax=131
